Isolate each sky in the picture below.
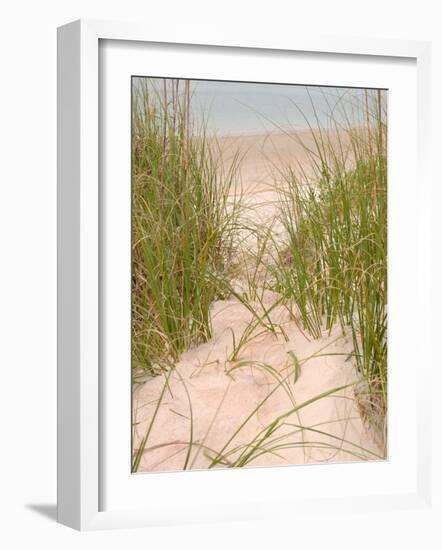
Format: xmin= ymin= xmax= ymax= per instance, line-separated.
xmin=133 ymin=77 xmax=387 ymax=136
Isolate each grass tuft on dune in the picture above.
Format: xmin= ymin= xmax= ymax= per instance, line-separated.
xmin=132 ymin=79 xmax=240 ymax=378
xmin=270 ymin=90 xmax=387 ymax=443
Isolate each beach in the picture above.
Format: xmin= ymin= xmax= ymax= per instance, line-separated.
xmin=132 ymin=130 xmax=384 ymax=473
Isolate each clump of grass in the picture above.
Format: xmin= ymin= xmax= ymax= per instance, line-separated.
xmin=271 ymin=89 xmax=388 ymax=443
xmin=132 ymin=78 xmax=239 ymax=377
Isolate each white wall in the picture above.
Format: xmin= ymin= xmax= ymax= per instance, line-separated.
xmin=0 ymin=1 xmax=440 ymax=547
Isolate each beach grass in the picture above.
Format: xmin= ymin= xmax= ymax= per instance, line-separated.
xmin=132 ymin=78 xmax=240 ymax=378
xmin=269 ymin=89 xmax=387 ymax=441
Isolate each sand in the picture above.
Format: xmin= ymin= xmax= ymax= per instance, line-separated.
xmin=133 ymin=130 xmax=384 ymax=473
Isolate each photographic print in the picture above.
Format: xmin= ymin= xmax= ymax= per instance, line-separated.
xmin=131 ymin=77 xmax=387 ymax=473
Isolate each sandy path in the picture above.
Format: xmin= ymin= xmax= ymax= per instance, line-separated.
xmin=220 ymin=129 xmax=354 ymax=255
xmin=133 ymin=131 xmax=383 ymax=473
xmin=133 ymin=294 xmax=381 ymax=472
xmin=222 ymin=132 xmax=314 ymax=235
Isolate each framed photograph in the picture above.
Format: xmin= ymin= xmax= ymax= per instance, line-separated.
xmin=57 ymin=19 xmax=432 ymax=530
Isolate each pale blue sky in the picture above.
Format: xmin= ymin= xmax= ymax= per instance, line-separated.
xmin=133 ymin=77 xmax=387 ymax=136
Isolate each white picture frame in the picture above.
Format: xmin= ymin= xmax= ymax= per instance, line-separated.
xmin=57 ymin=19 xmax=433 ymax=531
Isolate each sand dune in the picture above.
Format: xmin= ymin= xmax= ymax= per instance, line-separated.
xmin=133 ymin=130 xmax=384 ymax=473
xmin=133 ymin=295 xmax=382 ymax=472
